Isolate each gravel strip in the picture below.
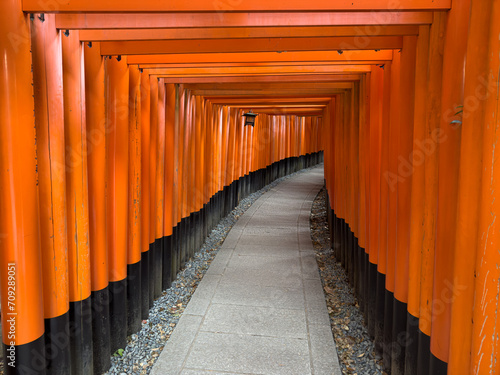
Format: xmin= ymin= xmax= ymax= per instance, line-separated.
xmin=310 ymin=188 xmax=384 ymax=375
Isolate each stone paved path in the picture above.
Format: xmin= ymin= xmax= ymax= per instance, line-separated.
xmin=152 ymin=165 xmax=341 ymax=375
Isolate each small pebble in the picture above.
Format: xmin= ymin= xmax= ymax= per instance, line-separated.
xmin=311 ymin=188 xmax=383 ymax=375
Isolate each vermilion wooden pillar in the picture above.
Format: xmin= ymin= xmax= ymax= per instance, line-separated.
xmin=417 ymin=13 xmax=453 ymax=375
xmin=62 ymin=30 xmax=93 ymax=375
xmin=0 ymin=1 xmax=46 ymax=372
xmin=154 ymin=78 xmax=165 ymax=298
xmin=140 ymin=69 xmax=151 ymax=320
xmin=127 ymin=64 xmax=142 ymax=335
xmin=105 ymin=55 xmax=129 ymax=353
xmin=31 ymin=13 xmax=71 ymax=374
xmin=172 ymin=85 xmax=181 ymax=269
xmin=463 ymin=0 xmax=498 ymax=373
xmin=148 ymin=75 xmax=158 ymax=305
xmin=84 ymin=41 xmax=111 ymax=374
xmin=472 ymin=1 xmax=500 ymax=371
xmin=392 ymin=35 xmax=416 ymax=375
xmin=163 ymin=83 xmax=176 ymax=287
xmin=430 ymin=10 xmax=463 ymax=373
xmin=385 ymin=50 xmax=400 ymax=372
xmin=377 ymin=62 xmax=391 ymax=357
xmin=405 ymin=24 xmax=429 ymax=375
xmin=444 ymin=0 xmax=474 ymax=372
xmin=368 ymin=67 xmax=383 ymax=339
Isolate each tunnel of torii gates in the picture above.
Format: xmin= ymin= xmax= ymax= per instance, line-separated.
xmin=0 ymin=0 xmax=499 ymax=374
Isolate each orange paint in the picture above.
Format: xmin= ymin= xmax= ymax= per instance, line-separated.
xmin=394 ymin=36 xmax=416 ymax=304
xmin=128 ymin=65 xmax=142 ymax=265
xmin=26 ymin=0 xmax=451 ymax=12
xmin=62 ymin=31 xmax=92 ymax=302
xmin=406 ymin=25 xmax=429 ymax=318
xmin=155 ymin=79 xmax=165 ymax=240
xmin=85 ymin=42 xmax=109 ymax=291
xmin=164 ymin=83 xmax=176 ymax=237
xmin=105 ymin=55 xmax=129 ymax=282
xmin=32 ymin=13 xmax=70 ymax=318
xmin=0 ymin=0 xmax=44 ymax=346
xmin=56 ymin=12 xmax=433 ymax=30
xmin=140 ymin=70 xmax=151 ymax=253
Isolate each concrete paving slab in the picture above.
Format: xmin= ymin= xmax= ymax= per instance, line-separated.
xmin=301 ymin=252 xmax=321 ymax=280
xmin=201 ymin=303 xmax=308 ymax=339
xmin=220 ymin=267 xmax=304 ymax=288
xmin=308 ymin=324 xmax=343 ymax=375
xmin=204 ymin=252 xmax=233 ymax=276
xmin=227 ymin=254 xmax=301 ymax=272
xmin=242 ymin=217 xmax=299 ymax=227
xmin=212 ymin=282 xmax=305 ymax=310
xmin=307 ymin=306 xmax=332 ymax=326
xmin=185 ymin=332 xmax=311 ymax=375
xmin=241 ymin=226 xmax=298 ymax=236
xmin=221 ymin=233 xmax=241 ymax=249
xmin=234 ymin=243 xmax=300 ymax=258
xmin=183 ymin=275 xmax=221 ymax=316
xmin=150 ymin=314 xmax=203 ymax=375
xmin=151 ymin=165 xmax=341 ymax=375
xmin=237 ymin=235 xmax=299 ymax=248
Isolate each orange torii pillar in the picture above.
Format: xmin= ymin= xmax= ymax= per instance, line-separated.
xmin=431 ymin=10 xmax=462 ymax=375
xmin=376 ymin=64 xmax=391 ymax=358
xmin=31 ymin=13 xmax=71 ymax=374
xmin=460 ymin=1 xmax=499 ymax=373
xmin=339 ymin=93 xmax=348 ymax=279
xmin=358 ymin=77 xmax=370 ymax=318
xmin=148 ymin=75 xmax=158 ymax=306
xmin=443 ymin=1 xmax=472 ymax=374
xmin=242 ymin=109 xmax=252 ymax=198
xmin=127 ymin=65 xmax=142 ymax=335
xmin=187 ymin=94 xmax=196 ymax=257
xmin=179 ymin=90 xmax=191 ymax=262
xmin=214 ymin=105 xmax=224 ymax=223
xmin=405 ymin=22 xmax=430 ymax=375
xmin=175 ymin=86 xmax=186 ymax=267
xmin=324 ymin=99 xmax=335 ymax=262
xmin=392 ymin=35 xmax=417 ymax=375
xmin=220 ymin=106 xmax=229 ymax=213
xmin=472 ymin=1 xmax=500 ymax=372
xmin=343 ymin=92 xmax=353 ymax=287
xmin=332 ymin=96 xmax=341 ymax=265
xmin=140 ymin=69 xmax=151 ymax=319
xmin=105 ymin=55 xmax=129 ymax=353
xmin=226 ymin=108 xmax=237 ymax=214
xmin=188 ymin=93 xmax=196 ymax=258
xmin=172 ymin=85 xmax=182 ymax=273
xmin=348 ymin=89 xmax=357 ymax=299
xmin=384 ymin=51 xmax=400 ymax=372
xmin=153 ymin=79 xmax=166 ymax=299
xmin=206 ymin=103 xmax=216 ymax=232
xmin=368 ymin=66 xmax=383 ymax=342
xmin=62 ymin=30 xmax=93 ymax=375
xmin=236 ymin=108 xmax=245 ymax=201
xmin=202 ymin=101 xmax=212 ymax=235
xmin=0 ymin=1 xmax=46 ymax=372
xmin=416 ymin=13 xmax=447 ymax=375
xmin=84 ymin=41 xmax=111 ymax=374
xmin=163 ymin=83 xmax=176 ymax=288
xmin=193 ymin=96 xmax=205 ymax=252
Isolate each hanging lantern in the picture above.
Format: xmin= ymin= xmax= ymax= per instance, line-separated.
xmin=243 ymin=110 xmax=258 ymax=127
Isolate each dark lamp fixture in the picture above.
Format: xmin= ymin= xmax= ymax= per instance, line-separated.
xmin=243 ymin=110 xmax=258 ymax=126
